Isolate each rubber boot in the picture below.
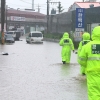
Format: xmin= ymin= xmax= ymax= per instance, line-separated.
xmin=62 ymin=61 xmax=66 ymax=64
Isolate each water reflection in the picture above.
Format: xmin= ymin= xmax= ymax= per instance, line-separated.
xmin=0 ymin=40 xmax=88 ymax=100
xmin=61 ymin=64 xmax=71 ymax=76
xmin=59 ymin=63 xmax=88 ymax=100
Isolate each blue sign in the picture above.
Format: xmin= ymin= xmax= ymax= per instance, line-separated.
xmin=76 ymin=8 xmax=85 ymax=28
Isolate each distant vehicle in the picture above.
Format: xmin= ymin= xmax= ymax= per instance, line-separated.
xmin=6 ymin=31 xmax=16 ymax=40
xmin=5 ymin=34 xmax=15 ymax=43
xmin=14 ymin=31 xmax=21 ymax=40
xmin=26 ymin=31 xmax=43 ymax=43
xmin=6 ymin=31 xmax=21 ymax=41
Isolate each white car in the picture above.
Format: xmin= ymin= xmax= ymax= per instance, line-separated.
xmin=26 ymin=31 xmax=43 ymax=43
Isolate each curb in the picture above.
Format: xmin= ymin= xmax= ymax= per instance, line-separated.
xmin=43 ymin=38 xmax=60 ymax=43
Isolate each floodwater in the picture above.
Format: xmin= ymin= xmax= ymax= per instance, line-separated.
xmin=0 ymin=38 xmax=88 ymax=100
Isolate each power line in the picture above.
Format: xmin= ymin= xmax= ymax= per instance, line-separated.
xmin=20 ymin=0 xmax=32 ymax=4
xmin=6 ymin=2 xmax=69 ymax=11
xmin=6 ymin=2 xmax=47 ymax=11
xmin=6 ymin=2 xmax=31 ymax=7
xmin=6 ymin=2 xmax=47 ymax=8
xmin=20 ymin=0 xmax=46 ymax=5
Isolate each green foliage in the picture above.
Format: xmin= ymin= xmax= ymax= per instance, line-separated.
xmin=43 ymin=33 xmax=63 ymax=39
xmin=57 ymin=2 xmax=64 ymax=13
xmin=43 ymin=32 xmax=79 ymax=49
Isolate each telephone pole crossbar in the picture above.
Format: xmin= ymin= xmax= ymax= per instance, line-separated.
xmin=50 ymin=2 xmax=59 ymax=3
xmin=50 ymin=1 xmax=62 ymax=13
xmin=46 ymin=1 xmax=63 ymax=33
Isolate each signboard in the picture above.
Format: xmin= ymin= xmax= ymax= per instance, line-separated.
xmin=75 ymin=8 xmax=85 ymax=41
xmin=74 ymin=28 xmax=84 ymax=41
xmin=10 ymin=16 xmax=25 ymax=21
xmin=76 ymin=8 xmax=85 ymax=28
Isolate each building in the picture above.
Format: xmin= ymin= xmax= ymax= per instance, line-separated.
xmin=68 ymin=1 xmax=100 ymax=11
xmin=72 ymin=6 xmax=100 ymax=34
xmin=6 ymin=8 xmax=46 ymax=33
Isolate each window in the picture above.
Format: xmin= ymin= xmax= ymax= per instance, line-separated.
xmin=7 ymin=32 xmax=13 ymax=34
xmin=29 ymin=33 xmax=31 ymax=37
xmin=6 ymin=35 xmax=13 ymax=38
xmin=31 ymin=33 xmax=42 ymax=37
xmin=15 ymin=32 xmax=20 ymax=34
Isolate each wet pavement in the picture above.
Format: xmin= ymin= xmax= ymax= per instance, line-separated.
xmin=0 ymin=38 xmax=88 ymax=100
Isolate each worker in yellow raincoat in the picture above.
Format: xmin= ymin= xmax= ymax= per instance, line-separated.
xmin=78 ymin=32 xmax=91 ymax=75
xmin=59 ymin=32 xmax=74 ymax=64
xmin=78 ymin=26 xmax=100 ymax=100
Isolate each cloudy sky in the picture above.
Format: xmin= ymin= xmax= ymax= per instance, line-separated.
xmin=6 ymin=0 xmax=99 ymax=14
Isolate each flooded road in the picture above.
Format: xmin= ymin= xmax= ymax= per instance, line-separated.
xmin=0 ymin=38 xmax=88 ymax=100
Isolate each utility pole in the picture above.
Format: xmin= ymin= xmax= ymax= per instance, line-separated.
xmin=58 ymin=2 xmax=61 ymax=14
xmin=6 ymin=5 xmax=8 ymax=31
xmin=47 ymin=0 xmax=50 ymax=34
xmin=1 ymin=0 xmax=5 ymax=44
xmin=46 ymin=1 xmax=63 ymax=33
xmin=25 ymin=0 xmax=35 ymax=11
xmin=32 ymin=0 xmax=34 ymax=10
xmin=37 ymin=4 xmax=40 ymax=13
xmin=49 ymin=1 xmax=61 ymax=34
xmin=49 ymin=1 xmax=63 ymax=14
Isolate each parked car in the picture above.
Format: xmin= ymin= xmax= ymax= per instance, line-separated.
xmin=26 ymin=31 xmax=43 ymax=43
xmin=6 ymin=31 xmax=21 ymax=41
xmin=6 ymin=31 xmax=16 ymax=40
xmin=5 ymin=34 xmax=15 ymax=43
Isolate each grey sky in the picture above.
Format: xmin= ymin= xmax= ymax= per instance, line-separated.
xmin=6 ymin=0 xmax=99 ymax=14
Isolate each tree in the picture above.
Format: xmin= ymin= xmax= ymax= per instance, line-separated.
xmin=57 ymin=2 xmax=64 ymax=14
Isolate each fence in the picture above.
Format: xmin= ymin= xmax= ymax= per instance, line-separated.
xmin=49 ymin=12 xmax=72 ymax=34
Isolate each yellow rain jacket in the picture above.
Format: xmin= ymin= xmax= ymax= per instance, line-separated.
xmin=59 ymin=32 xmax=74 ymax=63
xmin=78 ymin=32 xmax=90 ymax=74
xmin=78 ymin=26 xmax=100 ymax=100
